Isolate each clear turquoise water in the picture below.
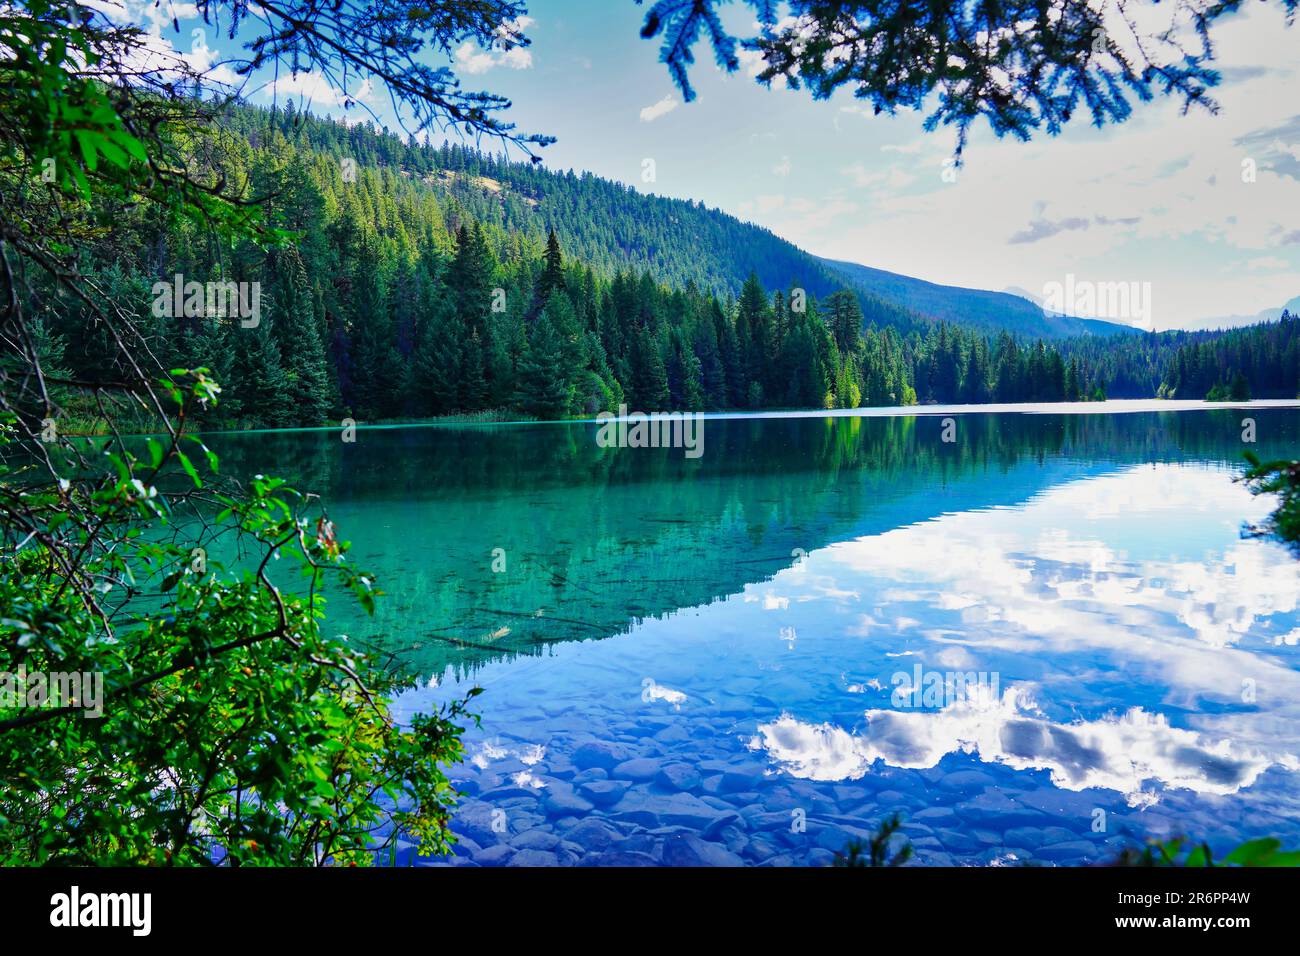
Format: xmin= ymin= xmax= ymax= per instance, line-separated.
xmin=211 ymin=406 xmax=1300 ymax=866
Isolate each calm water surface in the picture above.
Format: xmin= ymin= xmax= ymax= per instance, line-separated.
xmin=213 ymin=406 xmax=1300 ymax=866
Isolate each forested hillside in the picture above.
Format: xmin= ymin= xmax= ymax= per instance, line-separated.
xmin=820 ymin=259 xmax=1135 ymax=339
xmin=26 ymin=104 xmax=1298 ymax=431
xmin=227 ymin=106 xmax=906 ymax=317
xmin=234 ymin=106 xmax=1132 ymax=342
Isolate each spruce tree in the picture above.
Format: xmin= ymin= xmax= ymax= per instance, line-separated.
xmin=448 ymin=223 xmax=496 ymax=338
xmin=461 ymin=329 xmax=488 ymax=410
xmin=737 ymin=273 xmax=773 ymax=396
xmin=716 ymin=302 xmax=745 ymax=407
xmin=1230 ymin=370 xmax=1251 ymax=401
xmin=341 ymin=229 xmax=400 ymax=419
xmin=535 ymin=228 xmax=566 ymax=310
xmin=232 ymin=321 xmax=291 ymax=428
xmin=515 ymin=309 xmax=572 ymax=419
xmin=627 ymin=323 xmax=670 ymax=410
xmin=409 ymin=305 xmax=463 ymax=416
xmin=270 ymin=248 xmax=333 ymax=425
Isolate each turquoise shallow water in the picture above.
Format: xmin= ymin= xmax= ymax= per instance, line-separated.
xmin=211 ymin=406 xmax=1300 ymax=866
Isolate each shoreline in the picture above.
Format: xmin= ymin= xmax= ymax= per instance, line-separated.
xmin=92 ymin=398 xmax=1300 ymax=440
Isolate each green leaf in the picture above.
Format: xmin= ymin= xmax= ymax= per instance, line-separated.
xmin=111 ymin=128 xmax=147 ymax=163
xmin=96 ymin=136 xmax=129 ymax=169
xmin=1223 ymin=838 xmax=1281 ymax=866
xmin=1260 ymin=851 xmax=1300 ymax=867
xmin=1183 ymin=844 xmax=1210 ymax=867
xmin=175 ymin=450 xmax=201 ymax=489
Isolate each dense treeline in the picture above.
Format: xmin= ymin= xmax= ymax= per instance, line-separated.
xmin=1058 ymin=315 xmax=1300 ymax=401
xmin=1161 ymin=316 xmax=1299 ymax=400
xmin=25 ymin=104 xmax=1296 ymax=430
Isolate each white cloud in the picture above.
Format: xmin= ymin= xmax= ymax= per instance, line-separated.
xmin=512 ymin=770 xmax=545 ymax=789
xmin=469 ymin=738 xmax=546 ymax=770
xmin=639 ymin=94 xmax=679 ymax=123
xmin=455 ymin=41 xmax=499 ymax=75
xmin=743 ymin=195 xmax=858 ymax=233
xmin=828 ymin=465 xmax=1300 ymax=656
xmin=880 ymin=140 xmax=926 ymax=155
xmin=502 ymin=46 xmax=534 ymax=70
xmin=843 ymin=162 xmax=917 ymax=191
xmin=754 ymin=686 xmax=1293 ymax=805
xmin=738 ymin=462 xmax=1300 ymax=809
xmin=498 ymin=14 xmax=535 ymax=34
xmin=773 ymin=155 xmax=793 ymax=177
xmin=454 ymin=18 xmax=536 ymax=76
xmin=265 ymin=72 xmax=353 ymax=108
xmin=81 ymin=1 xmax=243 ymax=93
xmin=774 ymin=6 xmax=1300 ymax=327
xmin=736 ymin=48 xmax=767 ymax=79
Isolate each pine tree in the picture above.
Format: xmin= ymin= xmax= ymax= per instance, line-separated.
xmin=716 ymin=301 xmax=745 ymax=408
xmin=336 ymin=223 xmax=400 ymax=419
xmin=780 ymin=321 xmax=824 ymax=408
xmin=627 ymin=323 xmax=670 ymax=410
xmin=1230 ymin=369 xmax=1251 ymax=401
xmin=737 ymin=273 xmax=773 ymax=396
xmin=269 ymin=248 xmax=333 ymax=425
xmin=448 ymin=223 xmax=496 ymax=338
xmin=929 ymin=323 xmax=960 ymax=403
xmin=825 ymin=290 xmax=864 ymax=354
xmin=232 ymin=321 xmax=291 ymax=427
xmin=834 ymin=353 xmax=861 ymax=408
xmin=535 ymin=228 xmax=566 ymax=311
xmin=515 ymin=309 xmax=572 ymax=419
xmin=577 ymin=330 xmax=624 ymax=414
xmin=960 ymin=338 xmax=988 ymax=403
xmin=692 ymin=308 xmax=726 ymax=407
xmin=486 ymin=307 xmax=522 ymax=408
xmin=461 ymin=329 xmax=488 ymax=410
xmin=409 ymin=305 xmax=462 ymax=415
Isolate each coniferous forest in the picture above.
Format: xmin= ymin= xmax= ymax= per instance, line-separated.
xmin=28 ymin=103 xmax=1299 ymax=434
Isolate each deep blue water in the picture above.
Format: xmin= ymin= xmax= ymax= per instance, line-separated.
xmin=213 ymin=404 xmax=1300 ymax=866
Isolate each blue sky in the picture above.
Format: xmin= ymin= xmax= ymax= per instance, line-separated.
xmin=115 ymin=0 xmax=1300 ymax=330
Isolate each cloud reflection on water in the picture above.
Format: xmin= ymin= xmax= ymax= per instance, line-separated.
xmin=756 ymin=687 xmax=1294 ymax=807
xmin=753 ymin=464 xmax=1300 ymax=805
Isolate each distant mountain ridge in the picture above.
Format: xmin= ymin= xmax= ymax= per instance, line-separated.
xmin=1176 ymin=295 xmax=1300 ymax=332
xmin=820 ymin=259 xmax=1138 ymax=339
